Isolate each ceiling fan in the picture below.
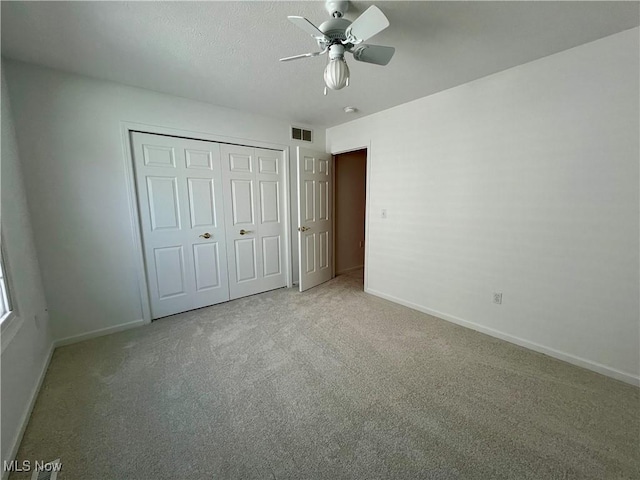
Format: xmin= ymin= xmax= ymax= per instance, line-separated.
xmin=280 ymin=0 xmax=395 ymax=94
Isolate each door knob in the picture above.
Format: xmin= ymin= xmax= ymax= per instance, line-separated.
xmin=298 ymin=226 xmax=310 ymax=232
xmin=239 ymin=229 xmax=253 ymax=236
xmin=199 ymin=232 xmax=211 ymax=239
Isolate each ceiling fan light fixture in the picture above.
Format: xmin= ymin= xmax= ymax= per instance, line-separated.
xmin=282 ymin=2 xmax=394 ymax=94
xmin=324 ymin=57 xmax=350 ymax=90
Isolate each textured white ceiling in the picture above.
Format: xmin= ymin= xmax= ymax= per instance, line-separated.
xmin=2 ymin=1 xmax=638 ymax=128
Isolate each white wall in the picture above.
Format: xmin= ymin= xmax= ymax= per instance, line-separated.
xmin=1 ymin=63 xmax=53 ymax=473
xmin=327 ymin=28 xmax=640 ymax=384
xmin=4 ymin=60 xmax=325 ymax=342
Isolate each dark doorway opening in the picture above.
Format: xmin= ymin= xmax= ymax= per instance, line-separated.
xmin=334 ymin=149 xmax=367 ymax=284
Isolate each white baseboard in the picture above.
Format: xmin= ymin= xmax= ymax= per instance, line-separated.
xmin=3 ymin=341 xmax=55 ymax=480
xmin=365 ymin=288 xmax=640 ymax=387
xmin=336 ymin=265 xmax=364 ymax=275
xmin=54 ymin=318 xmax=146 ymax=348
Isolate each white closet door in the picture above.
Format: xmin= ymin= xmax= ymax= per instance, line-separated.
xmin=221 ymin=144 xmax=287 ymax=299
xmin=132 ymin=132 xmax=230 ymax=318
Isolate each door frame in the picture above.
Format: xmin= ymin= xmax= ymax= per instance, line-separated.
xmin=330 ymin=142 xmax=371 ymax=292
xmin=120 ymin=121 xmax=293 ymax=325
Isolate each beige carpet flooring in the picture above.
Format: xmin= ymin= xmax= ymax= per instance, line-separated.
xmin=11 ymin=270 xmax=640 ymax=479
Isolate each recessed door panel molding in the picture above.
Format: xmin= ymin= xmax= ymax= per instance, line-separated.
xmin=305 ymin=233 xmax=316 ymax=274
xmin=319 ymin=231 xmax=329 ymax=270
xmin=297 ymin=147 xmax=333 ymax=292
xmin=262 ymin=236 xmax=281 ymax=277
xmin=235 ymin=238 xmax=257 ymax=282
xmin=193 ymin=242 xmax=221 ymax=291
xmin=259 ymin=155 xmax=279 ymax=175
xmin=185 ymin=149 xmax=213 ymax=170
xmin=229 ymin=153 xmax=252 ymax=173
xmin=260 ymin=181 xmax=280 ymax=224
xmin=319 ymin=180 xmax=329 ymax=221
xmin=304 ymin=180 xmax=315 ymax=222
xmin=143 ymin=144 xmax=176 ymax=168
xmin=304 ymin=156 xmax=315 ymax=174
xmin=147 ymin=176 xmax=181 ymax=231
xmin=188 ymin=178 xmax=217 ymax=228
xmin=318 ymin=159 xmax=329 ymax=176
xmin=231 ymin=179 xmax=255 ymax=225
xmin=154 ymin=246 xmax=186 ymax=299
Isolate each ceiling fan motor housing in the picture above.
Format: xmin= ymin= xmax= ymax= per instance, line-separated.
xmin=318 ymin=18 xmax=351 ymax=45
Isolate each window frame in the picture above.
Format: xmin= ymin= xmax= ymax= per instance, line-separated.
xmin=0 ymin=241 xmax=22 ymax=352
xmin=0 ymin=247 xmax=13 ymax=320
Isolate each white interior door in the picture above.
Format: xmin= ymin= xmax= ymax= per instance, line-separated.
xmin=221 ymin=144 xmax=287 ymax=299
xmin=297 ymin=147 xmax=333 ymax=292
xmin=132 ymin=132 xmax=230 ymax=319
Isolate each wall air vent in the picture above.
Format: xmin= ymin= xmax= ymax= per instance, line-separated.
xmin=291 ymin=126 xmax=313 ymax=142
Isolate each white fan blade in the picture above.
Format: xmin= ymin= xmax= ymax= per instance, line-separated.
xmin=345 ymin=6 xmax=389 ymax=44
xmin=288 ymin=16 xmax=329 ymax=42
xmin=280 ymin=51 xmax=326 ymax=62
xmin=351 ymin=44 xmax=395 ymax=66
